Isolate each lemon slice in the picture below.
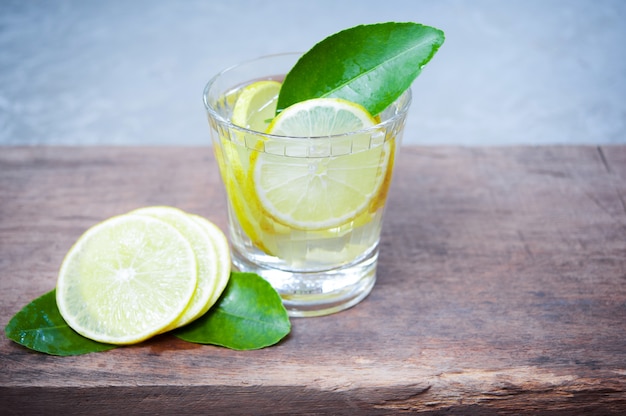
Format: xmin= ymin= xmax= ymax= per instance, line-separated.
xmin=189 ymin=214 xmax=231 ymax=307
xmin=56 ymin=214 xmax=197 ymax=345
xmin=254 ymin=98 xmax=388 ymax=230
xmin=266 ymin=97 xmax=376 ymax=136
xmin=131 ymin=206 xmax=219 ymax=328
xmin=232 ymin=80 xmax=281 ymax=131
xmin=220 ymin=80 xmax=285 ymax=253
xmin=215 ymin=137 xmax=279 ymax=254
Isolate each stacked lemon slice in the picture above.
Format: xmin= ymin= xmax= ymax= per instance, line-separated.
xmin=56 ymin=207 xmax=230 ymax=345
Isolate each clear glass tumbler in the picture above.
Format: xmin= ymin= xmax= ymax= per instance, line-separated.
xmin=203 ymin=53 xmax=411 ymax=317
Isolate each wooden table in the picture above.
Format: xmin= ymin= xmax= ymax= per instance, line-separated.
xmin=1 ymin=146 xmax=625 ymax=415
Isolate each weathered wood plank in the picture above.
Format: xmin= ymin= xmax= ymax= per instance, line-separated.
xmin=1 ymin=146 xmax=625 ymax=414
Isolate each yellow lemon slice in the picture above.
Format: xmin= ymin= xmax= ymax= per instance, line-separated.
xmin=231 ymin=80 xmax=281 ymax=131
xmin=219 ymin=80 xmax=285 ymax=253
xmin=266 ymin=97 xmax=376 ymax=136
xmin=56 ymin=214 xmax=197 ymax=345
xmin=215 ymin=137 xmax=282 ymax=255
xmin=255 ymin=98 xmax=389 ymax=230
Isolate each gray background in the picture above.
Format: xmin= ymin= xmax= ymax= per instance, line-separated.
xmin=1 ymin=0 xmax=624 ymax=146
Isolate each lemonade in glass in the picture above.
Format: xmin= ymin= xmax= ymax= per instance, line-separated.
xmin=204 ymin=54 xmax=409 ymax=317
xmin=203 ymin=23 xmax=443 ymax=316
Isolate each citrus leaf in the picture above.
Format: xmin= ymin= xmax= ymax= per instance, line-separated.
xmin=277 ymin=22 xmax=445 ymax=116
xmin=4 ymin=290 xmax=117 ymax=356
xmin=175 ymin=272 xmax=291 ymax=350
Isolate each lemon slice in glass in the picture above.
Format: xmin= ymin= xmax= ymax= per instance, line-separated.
xmin=222 ymin=80 xmax=285 ymax=253
xmin=266 ymin=97 xmax=376 ymax=136
xmin=255 ymin=98 xmax=389 ymax=230
xmin=218 ymin=139 xmax=275 ymax=250
xmin=231 ymin=80 xmax=281 ymax=131
xmin=56 ymin=214 xmax=197 ymax=345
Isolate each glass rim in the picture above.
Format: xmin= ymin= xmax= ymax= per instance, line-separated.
xmin=203 ymin=52 xmax=412 ymax=140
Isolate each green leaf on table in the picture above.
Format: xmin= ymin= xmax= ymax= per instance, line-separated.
xmin=175 ymin=272 xmax=291 ymax=350
xmin=4 ymin=290 xmax=117 ymax=356
xmin=276 ymin=22 xmax=445 ymax=116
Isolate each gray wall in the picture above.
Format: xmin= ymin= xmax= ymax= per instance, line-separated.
xmin=1 ymin=0 xmax=624 ymax=146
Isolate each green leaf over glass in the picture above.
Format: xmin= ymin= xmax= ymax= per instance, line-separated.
xmin=277 ymin=22 xmax=445 ymax=115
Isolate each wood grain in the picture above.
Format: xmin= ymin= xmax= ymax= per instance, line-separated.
xmin=1 ymin=146 xmax=625 ymax=415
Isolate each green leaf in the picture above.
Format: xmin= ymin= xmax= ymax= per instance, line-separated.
xmin=6 ymin=274 xmax=290 ymax=354
xmin=276 ymin=22 xmax=445 ymax=116
xmin=4 ymin=290 xmax=117 ymax=356
xmin=175 ymin=272 xmax=291 ymax=350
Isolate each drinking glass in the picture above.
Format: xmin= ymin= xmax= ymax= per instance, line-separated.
xmin=203 ymin=53 xmax=411 ymax=316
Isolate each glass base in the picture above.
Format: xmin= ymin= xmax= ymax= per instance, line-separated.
xmin=231 ymin=248 xmax=378 ymax=317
